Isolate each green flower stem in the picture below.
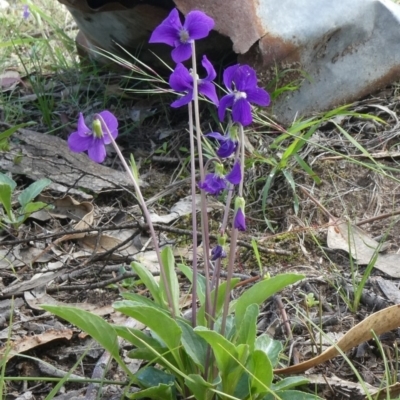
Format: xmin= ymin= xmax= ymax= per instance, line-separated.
xmin=97 ymin=115 xmax=175 ymax=319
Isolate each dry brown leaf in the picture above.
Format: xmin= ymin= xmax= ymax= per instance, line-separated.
xmin=327 ymin=219 xmax=383 ymax=264
xmin=326 ymin=219 xmax=400 ymax=277
xmin=372 ymin=253 xmax=400 ymax=278
xmin=369 ymin=382 xmax=400 ymax=399
xmin=81 ymin=230 xmax=138 ymax=258
xmin=34 ymin=195 xmax=93 ymax=223
xmin=274 ymin=304 xmax=400 ymax=375
xmin=0 ymin=70 xmax=20 ymax=91
xmin=0 ymin=329 xmax=73 ymax=362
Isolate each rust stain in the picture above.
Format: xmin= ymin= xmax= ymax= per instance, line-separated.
xmin=355 ymin=64 xmax=400 ymax=101
xmin=173 ymin=0 xmax=264 ymax=54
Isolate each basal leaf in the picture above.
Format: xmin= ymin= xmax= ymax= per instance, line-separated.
xmin=113 ymin=301 xmax=181 ymax=352
xmin=247 ymin=349 xmax=273 ymax=393
xmin=126 ymin=384 xmax=174 ymax=400
xmin=0 ymin=184 xmax=13 ymax=220
xmin=263 ymin=390 xmax=323 ymax=400
xmin=235 ymin=303 xmax=258 ymax=351
xmin=185 ymin=374 xmax=216 ymax=400
xmin=41 ymin=305 xmax=129 ymax=375
xmin=130 ymin=261 xmax=162 ymax=306
xmin=21 ymin=201 xmax=49 ymax=217
xmin=135 ymin=366 xmax=175 ymax=388
xmin=194 ymin=327 xmax=238 ymax=380
xmin=235 ymin=274 xmax=304 ymax=326
xmin=18 ymin=178 xmax=51 ymax=207
xmin=160 ymin=246 xmax=179 ymax=314
xmin=255 ymin=334 xmax=283 ymax=368
xmin=177 ymin=319 xmax=208 ymax=373
xmin=0 ymin=173 xmax=16 ymax=191
xmin=177 ymin=263 xmax=206 ymax=306
xmin=271 ymin=377 xmax=309 ymax=392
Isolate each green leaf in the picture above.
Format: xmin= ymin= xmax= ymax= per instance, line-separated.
xmin=185 ymin=374 xmax=216 ymax=400
xmin=41 ymin=305 xmax=129 ymax=375
xmin=122 ymin=271 xmax=161 ymax=307
xmin=20 ymin=201 xmax=49 ymax=216
xmin=0 ymin=184 xmax=13 ymax=220
xmin=255 ymin=334 xmax=282 ymax=368
xmin=128 ymin=347 xmax=171 ymax=363
xmin=160 ymin=246 xmax=180 ymax=314
xmin=235 ymin=274 xmax=304 ymax=326
xmin=177 ymin=263 xmax=206 ymax=306
xmin=194 ymin=327 xmax=238 ymax=380
xmin=263 ymin=390 xmax=323 ymax=400
xmin=112 ymin=301 xmax=181 ymax=352
xmin=271 ymin=377 xmax=310 ymax=392
xmin=177 ymin=319 xmax=208 ymax=372
xmin=113 ymin=325 xmax=162 ymax=350
xmin=135 ymin=366 xmax=175 ymax=388
xmin=294 ymin=154 xmax=320 ymax=184
xmin=235 ymin=303 xmax=258 ymax=351
xmin=247 ymin=349 xmax=273 ymax=394
xmin=0 ymin=173 xmax=16 ymax=191
xmin=18 ymin=178 xmax=51 ymax=208
xmin=126 ymin=384 xmax=174 ymax=400
xmin=0 ymin=122 xmax=35 ymax=141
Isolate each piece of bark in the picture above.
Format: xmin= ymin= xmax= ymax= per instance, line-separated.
xmin=0 ymin=127 xmax=140 ymax=196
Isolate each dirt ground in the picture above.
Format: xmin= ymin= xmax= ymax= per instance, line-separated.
xmin=2 ymin=44 xmax=400 ymax=399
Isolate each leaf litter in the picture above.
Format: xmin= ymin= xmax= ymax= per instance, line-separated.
xmin=2 ymin=22 xmax=400 ymax=400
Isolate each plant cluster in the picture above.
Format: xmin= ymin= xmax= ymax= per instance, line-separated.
xmin=43 ymin=8 xmax=322 ymax=400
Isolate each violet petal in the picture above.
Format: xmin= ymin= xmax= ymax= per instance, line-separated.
xmin=149 ymin=8 xmax=181 ymax=46
xmin=201 ymin=55 xmax=216 ymax=81
xmin=169 ymin=63 xmax=193 ymax=91
xmin=234 ymin=65 xmax=258 ymax=92
xmin=88 ymin=138 xmax=107 ymax=163
xmin=232 ymin=97 xmax=252 ymax=126
xmin=217 ymin=139 xmax=236 ymax=158
xmin=225 ymin=162 xmax=242 ymax=185
xmin=218 ymin=94 xmax=235 ymax=122
xmin=199 ymin=81 xmax=219 ymax=106
xmin=223 ymin=65 xmax=239 ymax=91
xmin=198 ymin=174 xmax=226 ymax=195
xmin=234 ymin=208 xmax=246 ymax=231
xmin=98 ymin=110 xmax=118 ymax=144
xmin=171 ymin=43 xmax=192 ymax=63
xmin=68 ymin=132 xmax=92 ymax=153
xmin=171 ymin=91 xmax=193 ymax=108
xmin=211 ymin=245 xmax=226 ymax=261
xmin=184 ymin=10 xmax=214 ymax=40
xmin=246 ymin=87 xmax=271 ymax=107
xmin=77 ymin=113 xmax=91 ymax=137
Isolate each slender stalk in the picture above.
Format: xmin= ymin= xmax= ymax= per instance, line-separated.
xmin=188 ymin=101 xmax=198 ymax=326
xmin=191 ymin=41 xmax=212 ymax=322
xmin=220 ymin=124 xmax=245 ymax=335
xmin=97 ymin=115 xmax=175 ymax=318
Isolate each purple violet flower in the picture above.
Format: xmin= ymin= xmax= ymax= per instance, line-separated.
xmin=218 ymin=64 xmax=270 ymax=126
xmin=206 ymin=131 xmax=238 ymax=158
xmin=149 ymin=8 xmax=214 ymax=63
xmin=68 ymin=111 xmax=118 ymax=163
xmin=234 ymin=207 xmax=246 ymax=231
xmin=23 ymin=5 xmax=30 ymax=20
xmin=169 ymin=55 xmax=219 ymax=108
xmin=211 ymin=245 xmax=226 ymax=261
xmin=198 ymin=161 xmax=241 ymax=195
xmin=198 ymin=173 xmax=226 ymax=196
